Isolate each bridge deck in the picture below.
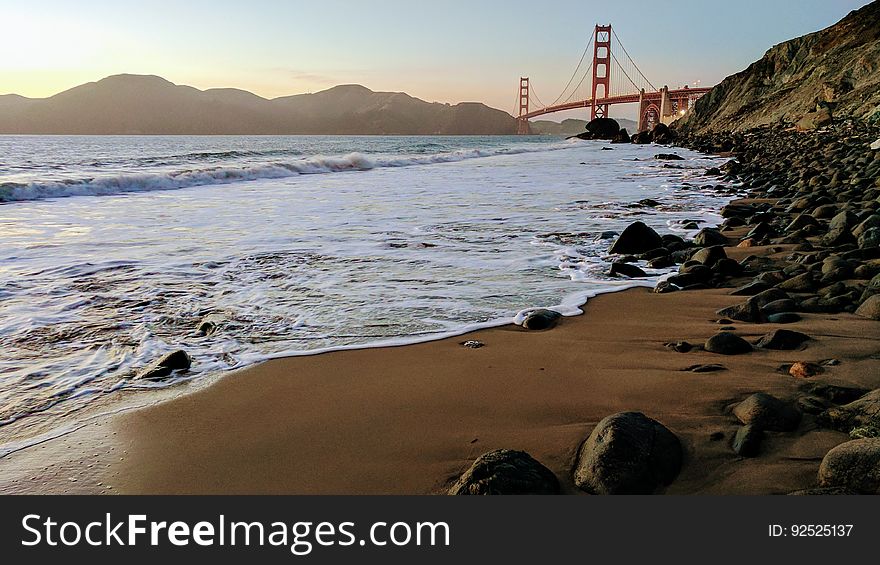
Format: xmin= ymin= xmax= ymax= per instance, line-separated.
xmin=520 ymin=87 xmax=711 ymax=120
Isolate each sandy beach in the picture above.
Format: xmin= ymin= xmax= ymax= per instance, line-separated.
xmin=2 ymin=235 xmax=877 ymax=495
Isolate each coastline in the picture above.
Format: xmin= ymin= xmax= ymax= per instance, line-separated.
xmin=2 ymin=238 xmax=877 ymax=494
xmin=2 ymin=123 xmax=879 ymax=495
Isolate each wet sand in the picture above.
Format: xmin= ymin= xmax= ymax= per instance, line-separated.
xmin=3 ymin=242 xmax=878 ymax=494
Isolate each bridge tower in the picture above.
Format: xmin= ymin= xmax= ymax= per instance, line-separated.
xmin=590 ymin=24 xmax=612 ymax=120
xmin=516 ymin=77 xmax=530 ymax=135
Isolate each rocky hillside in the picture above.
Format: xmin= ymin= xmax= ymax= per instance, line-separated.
xmin=678 ymin=1 xmax=880 ymax=133
xmin=0 ymin=75 xmax=518 ymax=135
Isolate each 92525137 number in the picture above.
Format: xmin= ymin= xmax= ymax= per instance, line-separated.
xmin=790 ymin=525 xmax=853 ymax=537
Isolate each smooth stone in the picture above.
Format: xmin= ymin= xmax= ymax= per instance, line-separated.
xmin=732 ymin=425 xmax=763 ymax=457
xmin=704 ymin=332 xmax=753 ymax=355
xmin=573 ymin=412 xmax=682 ymax=495
xmin=756 ymin=329 xmax=811 ymax=350
xmin=733 ymin=392 xmax=801 ymax=431
xmin=521 ymin=309 xmax=562 ymax=331
xmin=609 ymin=262 xmax=648 ymax=278
xmin=767 ymin=312 xmax=802 ymax=324
xmin=448 ymin=449 xmax=560 ymax=495
xmin=855 ymin=295 xmax=880 ymax=320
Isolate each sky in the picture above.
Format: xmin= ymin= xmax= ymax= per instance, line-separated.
xmin=0 ymin=0 xmax=871 ymax=120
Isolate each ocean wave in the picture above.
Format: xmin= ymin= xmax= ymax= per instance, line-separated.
xmin=0 ymin=143 xmax=574 ymax=203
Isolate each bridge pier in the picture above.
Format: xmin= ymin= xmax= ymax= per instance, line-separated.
xmin=590 ymin=25 xmax=612 ymax=120
xmin=516 ymin=77 xmax=530 ymax=135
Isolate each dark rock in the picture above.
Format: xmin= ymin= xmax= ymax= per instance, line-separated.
xmin=684 ymin=364 xmax=727 ymax=373
xmin=573 ymin=412 xmax=682 ymax=494
xmin=691 ymin=245 xmax=727 ymax=267
xmin=785 ymin=213 xmax=820 ymax=233
xmin=521 ymin=309 xmax=562 ymax=331
xmin=767 ymin=312 xmax=802 ymax=324
xmin=138 ymin=350 xmax=192 ymax=380
xmin=756 ymin=329 xmax=811 ymax=350
xmin=694 ymin=228 xmax=728 ymax=247
xmin=610 ymin=262 xmax=647 ymax=278
xmin=713 ymin=258 xmax=743 ymax=277
xmin=650 ymin=123 xmax=674 ymax=144
xmin=448 ymin=449 xmax=560 ymax=495
xmin=655 ymin=153 xmax=684 ymax=161
xmin=858 ymin=227 xmax=880 ymax=249
xmin=761 ymin=298 xmax=798 ymax=315
xmin=611 ymin=128 xmax=631 ymax=144
xmin=822 ymin=210 xmax=858 ymax=247
xmin=733 ymin=392 xmax=801 ymax=431
xmin=817 ymin=439 xmax=880 ymax=494
xmin=609 ymin=221 xmax=663 ymax=255
xmin=731 ymin=281 xmax=770 ymax=296
xmin=197 ymin=320 xmax=217 ymax=336
xmin=666 ymin=341 xmax=693 ymax=353
xmin=732 ymin=425 xmax=763 ymax=457
xmin=647 ymin=255 xmax=674 ymax=269
xmin=585 ymin=117 xmax=620 ymax=140
xmin=777 ymin=272 xmax=817 ymax=292
xmin=704 ymin=332 xmax=753 ymax=355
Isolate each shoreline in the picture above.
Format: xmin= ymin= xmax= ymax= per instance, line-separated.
xmin=2 ymin=123 xmax=879 ymax=495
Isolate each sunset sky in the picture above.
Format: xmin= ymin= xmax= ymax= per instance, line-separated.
xmin=0 ymin=0 xmax=869 ymax=119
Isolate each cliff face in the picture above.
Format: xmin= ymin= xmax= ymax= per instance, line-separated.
xmin=0 ymin=76 xmax=519 ymax=135
xmin=678 ymin=1 xmax=880 ymax=133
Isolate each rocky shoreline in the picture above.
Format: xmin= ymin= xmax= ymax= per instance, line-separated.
xmin=449 ymin=120 xmax=880 ymax=495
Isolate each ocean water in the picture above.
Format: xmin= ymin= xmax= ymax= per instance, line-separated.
xmin=0 ymin=134 xmax=733 ymax=454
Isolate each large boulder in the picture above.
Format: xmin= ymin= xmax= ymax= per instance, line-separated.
xmin=817 ymin=439 xmax=880 ymax=494
xmin=733 ymin=393 xmax=801 ymax=431
xmin=573 ymin=412 xmax=682 ymax=494
xmin=448 ymin=449 xmax=560 ymax=495
xmin=585 ymin=117 xmax=620 ymax=140
xmin=609 ymin=221 xmax=663 ymax=255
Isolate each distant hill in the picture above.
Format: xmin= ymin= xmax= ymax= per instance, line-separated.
xmin=678 ymin=1 xmax=880 ymax=133
xmin=0 ymin=75 xmax=519 ymax=135
xmin=530 ymin=117 xmax=638 ymax=135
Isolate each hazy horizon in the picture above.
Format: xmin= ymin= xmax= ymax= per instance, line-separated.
xmin=1 ymin=0 xmax=872 ymax=121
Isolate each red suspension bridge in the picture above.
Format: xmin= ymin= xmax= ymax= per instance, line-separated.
xmin=515 ymin=24 xmax=712 ymax=134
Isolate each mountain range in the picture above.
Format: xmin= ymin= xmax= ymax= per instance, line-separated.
xmin=0 ymin=75 xmax=521 ymax=135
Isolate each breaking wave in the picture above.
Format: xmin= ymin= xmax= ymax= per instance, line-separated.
xmin=0 ymin=143 xmax=574 ymax=203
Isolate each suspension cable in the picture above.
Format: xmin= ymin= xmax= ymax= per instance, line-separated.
xmin=611 ymin=28 xmax=656 ymax=91
xmin=549 ymin=35 xmax=595 ymax=107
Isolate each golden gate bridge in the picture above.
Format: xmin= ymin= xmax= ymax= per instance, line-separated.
xmin=514 ymin=24 xmax=712 ymax=134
